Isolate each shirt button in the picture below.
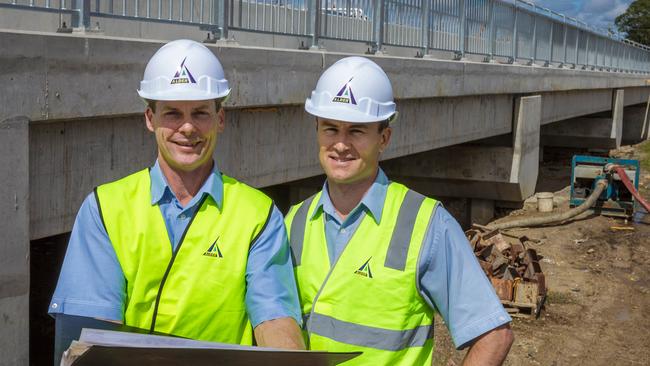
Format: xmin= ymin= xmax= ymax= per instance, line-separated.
xmin=340 ymin=228 xmax=347 ymax=234
xmin=179 ymin=214 xmax=187 ymax=220
xmin=51 ymin=303 xmax=58 ymax=309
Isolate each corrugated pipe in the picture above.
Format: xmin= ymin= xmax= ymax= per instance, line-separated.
xmin=487 ymin=179 xmax=609 ymax=230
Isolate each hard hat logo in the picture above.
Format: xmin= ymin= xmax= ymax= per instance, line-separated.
xmin=332 ymin=77 xmax=357 ymax=105
xmin=304 ymin=56 xmax=396 ymax=123
xmin=170 ymin=57 xmax=197 ymax=85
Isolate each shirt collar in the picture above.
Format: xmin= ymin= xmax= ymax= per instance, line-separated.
xmin=311 ymin=168 xmax=390 ymax=224
xmin=149 ymin=159 xmax=224 ymax=209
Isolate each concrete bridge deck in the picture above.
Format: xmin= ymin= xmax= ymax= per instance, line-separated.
xmin=2 ymin=29 xmax=650 ymax=365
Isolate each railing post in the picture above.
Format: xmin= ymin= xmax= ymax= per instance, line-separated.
xmin=420 ymin=0 xmax=431 ymax=57
xmin=511 ymin=1 xmax=518 ymax=63
xmin=457 ymin=0 xmax=466 ymax=59
xmin=486 ymin=0 xmax=495 ymax=62
xmin=373 ymin=0 xmax=385 ymax=54
xmin=584 ymin=32 xmax=590 ymax=69
xmin=206 ymin=0 xmax=228 ymax=40
xmin=546 ymin=9 xmax=553 ymax=66
xmin=72 ymin=0 xmax=91 ymax=30
xmin=616 ymin=42 xmax=621 ymax=71
xmin=562 ymin=15 xmax=567 ymax=66
xmin=306 ymin=0 xmax=320 ymax=49
xmin=574 ymin=22 xmax=579 ymax=68
xmin=530 ymin=6 xmax=537 ymax=65
xmin=610 ymin=39 xmax=615 ymax=71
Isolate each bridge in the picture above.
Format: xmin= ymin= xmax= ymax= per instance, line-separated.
xmin=2 ymin=1 xmax=650 ymax=365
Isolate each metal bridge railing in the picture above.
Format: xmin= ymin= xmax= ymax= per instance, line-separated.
xmin=3 ymin=0 xmax=650 ymax=73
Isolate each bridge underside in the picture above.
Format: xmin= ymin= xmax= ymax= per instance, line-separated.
xmin=2 ymin=31 xmax=650 ymax=365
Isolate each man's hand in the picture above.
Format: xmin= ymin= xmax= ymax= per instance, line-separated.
xmin=253 ymin=317 xmax=306 ymax=350
xmin=462 ymin=324 xmax=514 ymax=366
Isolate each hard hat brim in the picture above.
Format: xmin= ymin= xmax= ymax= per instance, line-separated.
xmin=305 ymin=100 xmax=395 ymax=124
xmin=137 ymin=88 xmax=231 ymax=102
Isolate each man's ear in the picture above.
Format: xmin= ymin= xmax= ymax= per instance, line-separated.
xmin=379 ymin=126 xmax=392 ymax=153
xmin=216 ymin=107 xmax=226 ymax=133
xmin=145 ymin=107 xmax=155 ymax=132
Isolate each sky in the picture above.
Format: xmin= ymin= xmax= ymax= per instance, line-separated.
xmin=533 ymin=0 xmax=633 ymax=32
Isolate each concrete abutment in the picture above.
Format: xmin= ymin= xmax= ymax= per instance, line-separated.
xmin=0 ymin=116 xmax=30 ymax=366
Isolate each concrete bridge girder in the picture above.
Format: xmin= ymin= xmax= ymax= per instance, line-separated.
xmin=542 ymin=89 xmax=625 ymax=149
xmin=382 ymin=95 xmax=542 ymax=204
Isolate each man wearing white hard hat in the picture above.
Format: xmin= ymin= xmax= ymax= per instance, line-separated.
xmin=285 ymin=57 xmax=514 ymax=365
xmin=49 ymin=40 xmax=304 ymax=349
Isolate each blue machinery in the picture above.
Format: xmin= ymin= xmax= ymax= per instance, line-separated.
xmin=570 ymin=155 xmax=641 ymax=217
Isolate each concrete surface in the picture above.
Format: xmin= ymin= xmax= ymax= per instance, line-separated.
xmin=622 ymin=99 xmax=650 ymax=143
xmin=382 ymin=95 xmax=541 ymax=202
xmin=2 ymin=30 xmax=650 ymax=124
xmin=0 ymin=117 xmax=30 ymax=366
xmin=542 ymin=89 xmax=625 ymax=149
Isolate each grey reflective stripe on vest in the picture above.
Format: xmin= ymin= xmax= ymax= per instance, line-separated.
xmin=384 ymin=190 xmax=426 ymax=271
xmin=289 ymin=194 xmax=316 ymax=266
xmin=308 ymin=313 xmax=432 ymax=351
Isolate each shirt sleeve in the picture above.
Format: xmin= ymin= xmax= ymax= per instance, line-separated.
xmin=48 ymin=193 xmax=125 ymax=321
xmin=418 ymin=206 xmax=511 ymax=349
xmin=245 ymin=205 xmax=302 ymax=328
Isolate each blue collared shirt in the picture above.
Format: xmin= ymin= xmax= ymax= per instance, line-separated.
xmin=49 ymin=161 xmax=302 ymax=329
xmin=311 ymin=169 xmax=511 ymax=349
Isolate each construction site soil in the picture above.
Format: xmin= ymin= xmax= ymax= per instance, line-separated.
xmin=433 ymin=142 xmax=650 ymax=366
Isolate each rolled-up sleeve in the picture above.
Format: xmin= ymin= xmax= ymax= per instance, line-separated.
xmin=48 ymin=193 xmax=126 ymax=321
xmin=418 ymin=207 xmax=511 ymax=349
xmin=245 ymin=205 xmax=302 ymax=328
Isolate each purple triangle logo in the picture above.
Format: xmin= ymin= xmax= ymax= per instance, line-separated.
xmin=332 ymin=77 xmax=357 ymax=105
xmin=171 ymin=57 xmax=197 ymax=85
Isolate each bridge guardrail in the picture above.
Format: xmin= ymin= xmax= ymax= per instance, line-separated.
xmin=2 ymin=0 xmax=649 ymax=73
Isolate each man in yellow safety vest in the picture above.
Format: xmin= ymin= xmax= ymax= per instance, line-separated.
xmin=286 ymin=56 xmax=514 ymax=365
xmin=50 ymin=39 xmax=304 ymax=350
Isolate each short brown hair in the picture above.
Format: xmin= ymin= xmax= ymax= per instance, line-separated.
xmin=378 ymin=120 xmax=390 ymax=132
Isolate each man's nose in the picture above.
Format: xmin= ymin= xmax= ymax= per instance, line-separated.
xmin=177 ymin=119 xmax=196 ymax=135
xmin=331 ymin=140 xmax=350 ymax=153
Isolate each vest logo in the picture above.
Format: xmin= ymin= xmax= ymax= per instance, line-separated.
xmin=354 ymin=257 xmax=373 ymax=278
xmin=203 ymin=237 xmax=223 ymax=258
xmin=332 ymin=77 xmax=357 ymax=105
xmin=171 ymin=57 xmax=197 ymax=85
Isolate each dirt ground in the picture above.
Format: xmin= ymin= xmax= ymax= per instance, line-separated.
xmin=432 ymin=141 xmax=650 ymax=366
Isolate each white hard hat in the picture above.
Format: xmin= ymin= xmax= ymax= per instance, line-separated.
xmin=305 ymin=56 xmax=397 ymax=123
xmin=138 ymin=39 xmax=230 ymax=101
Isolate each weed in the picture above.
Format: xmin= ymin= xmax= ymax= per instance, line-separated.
xmin=546 ymin=290 xmax=577 ymax=305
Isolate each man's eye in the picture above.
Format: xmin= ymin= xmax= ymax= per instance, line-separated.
xmin=351 ymin=129 xmax=364 ymax=135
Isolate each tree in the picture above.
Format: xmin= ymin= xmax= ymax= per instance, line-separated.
xmin=615 ymin=0 xmax=650 ymax=45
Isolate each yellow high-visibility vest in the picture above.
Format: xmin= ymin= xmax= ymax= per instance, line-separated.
xmin=95 ymin=169 xmax=273 ymax=344
xmin=286 ymin=182 xmax=439 ymax=365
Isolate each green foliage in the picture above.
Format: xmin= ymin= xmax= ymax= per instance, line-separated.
xmin=639 ymin=140 xmax=650 ymax=172
xmin=616 ymin=0 xmax=650 ymax=45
